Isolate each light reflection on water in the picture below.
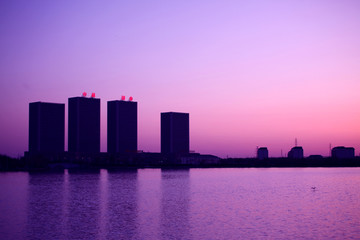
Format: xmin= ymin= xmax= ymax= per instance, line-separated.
xmin=1 ymin=168 xmax=360 ymax=239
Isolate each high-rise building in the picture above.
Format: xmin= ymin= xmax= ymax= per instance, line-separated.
xmin=68 ymin=96 xmax=100 ymax=153
xmin=257 ymin=147 xmax=268 ymax=160
xmin=29 ymin=102 xmax=65 ymax=153
xmin=107 ymin=100 xmax=137 ymax=153
xmin=161 ymin=112 xmax=189 ymax=154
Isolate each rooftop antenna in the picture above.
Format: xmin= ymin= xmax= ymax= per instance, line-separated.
xmin=329 ymin=143 xmax=332 ymax=157
xmin=295 ymin=138 xmax=298 ymax=147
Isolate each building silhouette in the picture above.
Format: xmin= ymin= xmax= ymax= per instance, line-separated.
xmin=68 ymin=96 xmax=100 ymax=153
xmin=161 ymin=112 xmax=189 ymax=154
xmin=257 ymin=147 xmax=268 ymax=160
xmin=29 ymin=102 xmax=65 ymax=153
xmin=288 ymin=146 xmax=304 ymax=159
xmin=331 ymin=146 xmax=355 ymax=159
xmin=107 ymin=100 xmax=137 ymax=153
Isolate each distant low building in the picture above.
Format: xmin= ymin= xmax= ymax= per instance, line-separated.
xmin=307 ymin=155 xmax=323 ymax=159
xmin=257 ymin=147 xmax=268 ymax=160
xmin=288 ymin=146 xmax=304 ymax=159
xmin=180 ymin=153 xmax=220 ymax=165
xmin=331 ymin=146 xmax=355 ymax=159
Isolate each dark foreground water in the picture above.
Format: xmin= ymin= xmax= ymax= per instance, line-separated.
xmin=1 ymin=168 xmax=360 ymax=240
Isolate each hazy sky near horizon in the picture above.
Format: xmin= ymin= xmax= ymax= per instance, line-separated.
xmin=1 ymin=0 xmax=359 ymax=158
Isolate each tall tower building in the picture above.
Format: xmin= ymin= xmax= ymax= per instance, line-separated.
xmin=68 ymin=96 xmax=100 ymax=153
xmin=107 ymin=100 xmax=137 ymax=153
xmin=161 ymin=112 xmax=189 ymax=154
xmin=29 ymin=102 xmax=65 ymax=153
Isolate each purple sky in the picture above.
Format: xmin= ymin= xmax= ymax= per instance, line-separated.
xmin=0 ymin=0 xmax=359 ymax=158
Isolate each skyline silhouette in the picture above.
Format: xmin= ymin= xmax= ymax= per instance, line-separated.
xmin=25 ymin=95 xmax=356 ymax=161
xmin=0 ymin=1 xmax=359 ymax=158
xmin=2 ymin=2 xmax=360 ymax=240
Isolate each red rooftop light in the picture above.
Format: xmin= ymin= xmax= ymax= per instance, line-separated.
xmin=82 ymin=92 xmax=87 ymax=97
xmin=91 ymin=93 xmax=95 ymax=98
xmin=129 ymin=96 xmax=133 ymax=101
xmin=121 ymin=96 xmax=125 ymax=101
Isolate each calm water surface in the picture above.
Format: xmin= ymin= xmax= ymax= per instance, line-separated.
xmin=1 ymin=168 xmax=360 ymax=239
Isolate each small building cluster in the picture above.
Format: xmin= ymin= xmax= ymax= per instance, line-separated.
xmin=256 ymin=145 xmax=356 ymax=160
xmin=331 ymin=146 xmax=355 ymax=159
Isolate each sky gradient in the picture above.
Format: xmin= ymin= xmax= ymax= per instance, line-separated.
xmin=0 ymin=0 xmax=359 ymax=158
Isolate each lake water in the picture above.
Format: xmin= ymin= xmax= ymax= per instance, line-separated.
xmin=1 ymin=168 xmax=360 ymax=240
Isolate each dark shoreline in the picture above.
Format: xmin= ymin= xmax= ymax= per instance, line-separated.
xmin=1 ymin=154 xmax=360 ymax=172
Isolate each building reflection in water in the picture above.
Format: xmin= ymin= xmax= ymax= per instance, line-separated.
xmin=27 ymin=172 xmax=67 ymax=239
xmin=106 ymin=169 xmax=139 ymax=240
xmin=160 ymin=169 xmax=191 ymax=240
xmin=66 ymin=169 xmax=101 ymax=240
xmin=136 ymin=169 xmax=162 ymax=239
xmin=25 ymin=169 xmax=140 ymax=240
xmin=61 ymin=169 xmax=69 ymax=238
xmin=98 ymin=169 xmax=109 ymax=239
xmin=16 ymin=168 xmax=191 ymax=239
xmin=0 ymin=172 xmax=28 ymax=240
